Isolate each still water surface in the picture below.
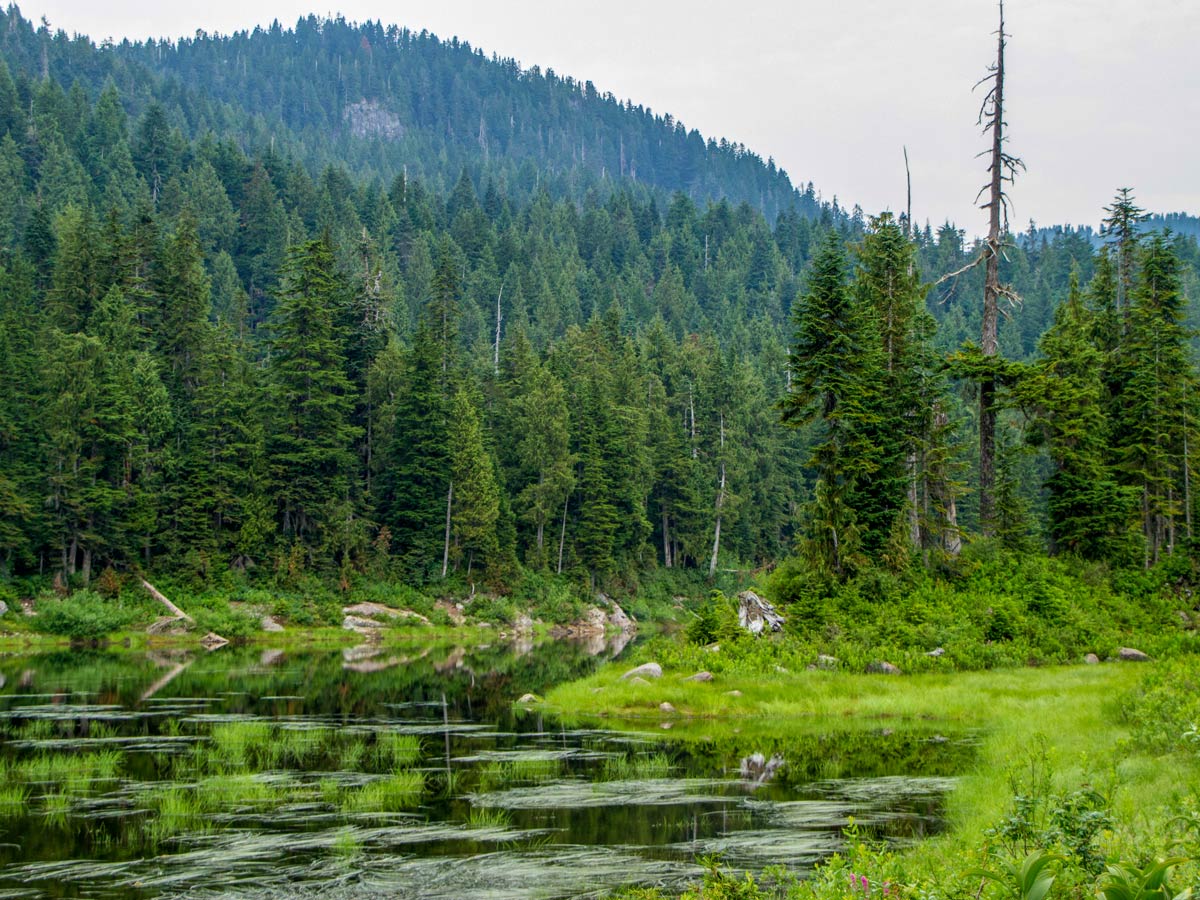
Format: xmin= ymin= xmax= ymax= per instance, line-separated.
xmin=0 ymin=640 xmax=970 ymax=899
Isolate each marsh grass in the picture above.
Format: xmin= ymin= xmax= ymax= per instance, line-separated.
xmin=17 ymin=750 xmax=123 ymax=786
xmin=342 ymin=770 xmax=425 ymax=814
xmin=337 ymin=738 xmax=367 ymax=770
xmin=601 ymin=753 xmax=671 ymax=782
xmin=196 ymin=773 xmax=281 ymax=810
xmin=465 ymin=805 xmax=511 ymax=829
xmin=269 ymin=727 xmax=331 ymax=767
xmin=208 ymin=721 xmax=273 ymax=769
xmin=41 ymin=791 xmax=71 ymax=826
xmin=0 ymin=784 xmax=28 ymax=816
xmin=139 ymin=786 xmax=207 ymax=844
xmin=476 ymin=757 xmax=561 ymax=791
xmin=372 ymin=733 xmax=422 ymax=769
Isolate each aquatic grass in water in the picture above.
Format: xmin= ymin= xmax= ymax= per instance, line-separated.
xmin=196 ymin=773 xmax=282 ymax=810
xmin=338 ymin=738 xmax=367 ymax=770
xmin=343 ymin=770 xmax=425 ymax=814
xmin=602 ymin=752 xmax=672 ymax=781
xmin=372 ymin=733 xmax=422 ymax=769
xmin=476 ymin=756 xmax=562 ymax=791
xmin=270 ymin=727 xmax=331 ymax=766
xmin=0 ymin=785 xmax=28 ymax=817
xmin=140 ymin=786 xmax=206 ymax=844
xmin=208 ymin=721 xmax=273 ymax=769
xmin=466 ymin=806 xmax=512 ymax=829
xmin=41 ymin=791 xmax=71 ymax=826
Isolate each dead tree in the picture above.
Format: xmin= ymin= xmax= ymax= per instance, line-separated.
xmin=936 ymin=0 xmax=1024 ymax=536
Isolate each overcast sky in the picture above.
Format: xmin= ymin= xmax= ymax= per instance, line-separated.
xmin=15 ymin=1 xmax=1199 ymax=232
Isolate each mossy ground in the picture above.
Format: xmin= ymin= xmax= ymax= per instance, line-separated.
xmin=546 ymin=660 xmax=1200 ymax=900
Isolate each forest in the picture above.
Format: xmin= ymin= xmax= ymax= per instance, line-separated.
xmin=0 ymin=8 xmax=1198 ymax=608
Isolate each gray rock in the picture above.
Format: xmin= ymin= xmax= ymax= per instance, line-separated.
xmin=261 ymin=616 xmax=284 ymax=633
xmin=774 ymin=665 xmax=789 ymax=674
xmin=737 ymin=590 xmax=785 ymax=635
xmin=0 ymin=600 xmax=8 ymax=616
xmin=343 ymin=615 xmax=385 ymax=632
xmin=659 ymin=702 xmax=676 ymax=713
xmin=1118 ymin=647 xmax=1151 ymax=662
xmin=513 ymin=613 xmax=534 ymax=633
xmin=629 ymin=676 xmax=651 ymax=686
xmin=1085 ymin=653 xmax=1100 ymax=665
xmin=867 ymin=661 xmax=902 ymax=675
xmin=726 ymin=689 xmax=743 ymax=697
xmin=200 ymin=632 xmax=229 ymax=650
xmin=516 ymin=693 xmax=539 ymax=704
xmin=926 ymin=647 xmax=946 ymax=657
xmin=147 ymin=616 xmax=189 ymax=636
xmin=684 ymin=671 xmax=713 ymax=682
xmin=816 ymin=654 xmax=839 ymax=670
xmin=621 ymin=662 xmax=663 ymax=680
xmin=608 ymin=602 xmax=636 ymax=633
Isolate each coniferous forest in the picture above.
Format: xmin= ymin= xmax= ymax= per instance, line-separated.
xmin=1 ymin=6 xmax=1199 ymax=606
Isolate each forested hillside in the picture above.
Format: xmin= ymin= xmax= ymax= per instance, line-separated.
xmin=0 ymin=10 xmax=1198 ymax=600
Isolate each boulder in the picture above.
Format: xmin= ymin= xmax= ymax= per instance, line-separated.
xmin=628 ymin=676 xmax=651 ymax=686
xmin=867 ymin=661 xmax=902 ymax=675
xmin=1084 ymin=653 xmax=1100 ymax=665
xmin=261 ymin=616 xmax=285 ymax=633
xmin=684 ymin=671 xmax=713 ymax=682
xmin=926 ymin=647 xmax=946 ymax=657
xmin=513 ymin=613 xmax=534 ymax=634
xmin=736 ymin=590 xmax=785 ymax=635
xmin=0 ymin=600 xmax=8 ymax=616
xmin=816 ymin=654 xmax=839 ymax=670
xmin=726 ymin=689 xmax=743 ymax=697
xmin=200 ymin=631 xmax=229 ymax=650
xmin=621 ymin=662 xmax=663 ymax=680
xmin=516 ymin=693 xmax=539 ymax=704
xmin=343 ymin=615 xmax=386 ymax=632
xmin=608 ymin=602 xmax=636 ymax=633
xmin=739 ymin=753 xmax=785 ymax=787
xmin=342 ymin=602 xmax=431 ymax=626
xmin=147 ymin=616 xmax=189 ymax=636
xmin=659 ymin=702 xmax=676 ymax=713
xmin=1118 ymin=647 xmax=1151 ymax=662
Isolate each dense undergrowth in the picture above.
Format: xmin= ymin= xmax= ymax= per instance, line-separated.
xmin=0 ymin=564 xmax=732 ymax=642
xmin=587 ymin=659 xmax=1200 ymax=900
xmin=676 ymin=545 xmax=1199 ymax=674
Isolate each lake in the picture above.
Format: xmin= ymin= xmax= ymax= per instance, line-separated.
xmin=0 ymin=639 xmax=971 ymax=898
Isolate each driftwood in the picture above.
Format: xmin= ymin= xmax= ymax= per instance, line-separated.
xmin=736 ymin=591 xmax=784 ymax=635
xmin=141 ymin=579 xmax=193 ymax=621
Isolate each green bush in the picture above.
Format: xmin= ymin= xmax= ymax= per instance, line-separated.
xmin=32 ymin=591 xmax=140 ymax=639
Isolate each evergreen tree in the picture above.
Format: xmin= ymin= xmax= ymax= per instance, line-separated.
xmin=266 ymin=237 xmax=361 ymax=553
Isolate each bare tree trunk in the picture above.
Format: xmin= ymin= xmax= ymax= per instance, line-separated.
xmin=709 ymin=414 xmax=726 ymax=578
xmin=903 ymin=145 xmax=912 ymax=237
xmin=141 ymin=580 xmax=194 ymax=621
xmin=493 ymin=283 xmax=504 ymax=376
xmin=441 ymin=481 xmax=453 ymax=578
xmin=979 ymin=6 xmax=1006 ymax=536
xmin=662 ymin=509 xmax=673 ymax=568
xmin=1186 ymin=414 xmax=1193 ymax=541
xmin=908 ymin=452 xmax=921 ymax=547
xmin=557 ymin=496 xmax=569 ymax=575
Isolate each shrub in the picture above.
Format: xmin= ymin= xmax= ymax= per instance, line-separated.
xmin=32 ymin=591 xmax=139 ymax=639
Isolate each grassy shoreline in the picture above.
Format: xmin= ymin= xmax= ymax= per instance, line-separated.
xmin=542 ymin=660 xmax=1200 ymax=899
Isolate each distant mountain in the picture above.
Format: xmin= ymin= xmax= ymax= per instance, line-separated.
xmin=0 ymin=9 xmax=823 ymax=221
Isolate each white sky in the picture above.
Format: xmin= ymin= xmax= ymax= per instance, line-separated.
xmin=15 ymin=0 xmax=1200 ymax=232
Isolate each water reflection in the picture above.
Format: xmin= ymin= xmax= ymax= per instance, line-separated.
xmin=0 ymin=641 xmax=971 ymax=899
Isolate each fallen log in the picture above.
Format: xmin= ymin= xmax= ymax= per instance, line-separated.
xmin=141 ymin=579 xmax=193 ymax=621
